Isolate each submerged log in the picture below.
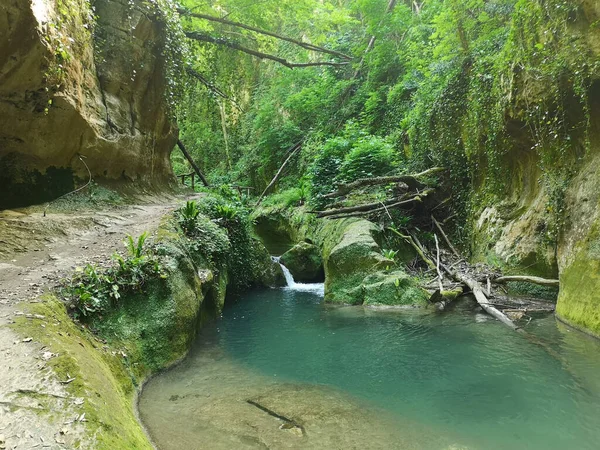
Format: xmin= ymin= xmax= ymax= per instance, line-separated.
xmin=454 ymin=271 xmax=518 ymax=330
xmin=430 ymin=287 xmax=464 ymax=311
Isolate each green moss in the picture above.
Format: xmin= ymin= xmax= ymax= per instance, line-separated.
xmin=362 ymin=271 xmax=429 ymax=306
xmin=506 ymin=281 xmax=558 ymax=302
xmin=556 ymin=223 xmax=600 ymax=337
xmin=319 ymin=218 xmax=426 ymax=306
xmin=280 ymin=242 xmax=324 ymax=282
xmin=11 ymin=296 xmax=152 ymax=449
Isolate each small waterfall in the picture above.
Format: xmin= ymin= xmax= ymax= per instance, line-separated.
xmin=272 ymin=256 xmax=324 ymax=295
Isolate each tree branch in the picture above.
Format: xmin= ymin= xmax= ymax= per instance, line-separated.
xmin=185 ymin=32 xmax=350 ymax=69
xmin=179 ymin=9 xmax=353 ymax=61
xmin=185 ymin=67 xmax=245 ymax=112
xmin=493 ymin=276 xmax=559 ymax=288
xmin=255 ymin=141 xmax=303 ymax=207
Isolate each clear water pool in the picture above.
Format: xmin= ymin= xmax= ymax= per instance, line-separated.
xmin=139 ymin=287 xmax=600 ymax=450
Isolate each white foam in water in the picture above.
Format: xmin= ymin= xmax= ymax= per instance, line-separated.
xmin=271 ymin=256 xmax=325 ymax=295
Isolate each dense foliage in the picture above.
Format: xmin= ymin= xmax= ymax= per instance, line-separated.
xmin=171 ymin=0 xmax=599 ymax=246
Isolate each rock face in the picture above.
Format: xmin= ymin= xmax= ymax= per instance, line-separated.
xmin=468 ymin=2 xmax=600 ymax=335
xmin=321 ymin=218 xmax=427 ymax=306
xmin=280 ymin=242 xmax=324 ymax=283
xmin=0 ymin=0 xmax=177 ymax=209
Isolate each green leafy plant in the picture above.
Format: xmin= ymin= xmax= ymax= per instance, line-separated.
xmin=61 ymin=232 xmax=164 ymax=320
xmin=336 ymin=135 xmax=398 ymax=183
xmin=125 ymin=232 xmax=148 ymax=259
xmin=179 ymin=200 xmax=201 ymax=234
xmin=382 ymin=249 xmax=399 ymax=261
xmin=382 ymin=248 xmax=398 ymax=271
xmin=214 ymin=204 xmax=239 ymax=221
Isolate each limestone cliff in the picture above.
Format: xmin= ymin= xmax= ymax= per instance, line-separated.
xmin=0 ymin=0 xmax=177 ymax=209
xmin=469 ymin=1 xmax=600 ymax=335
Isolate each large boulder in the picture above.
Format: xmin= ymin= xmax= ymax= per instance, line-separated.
xmin=280 ymin=242 xmax=324 ymax=282
xmin=320 ymin=218 xmax=427 ymax=306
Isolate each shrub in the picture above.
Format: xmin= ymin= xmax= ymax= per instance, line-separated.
xmin=61 ymin=233 xmax=165 ymax=319
xmin=178 ymin=200 xmax=201 ymax=234
xmin=308 ymin=136 xmax=352 ymax=206
xmin=336 ymin=136 xmax=397 ymax=183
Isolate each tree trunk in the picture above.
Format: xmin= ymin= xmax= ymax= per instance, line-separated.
xmin=176 ymin=140 xmax=209 ymax=187
xmin=255 ymin=141 xmax=303 ymax=207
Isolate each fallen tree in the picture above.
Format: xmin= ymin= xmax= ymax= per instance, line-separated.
xmin=315 ymin=189 xmax=434 ymax=219
xmin=255 ymin=141 xmax=303 ymax=207
xmin=323 ymin=167 xmax=445 ymax=199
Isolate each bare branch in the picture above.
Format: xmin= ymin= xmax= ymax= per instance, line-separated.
xmin=494 ymin=276 xmax=560 ymax=288
xmin=178 ymin=9 xmax=353 ymax=61
xmin=323 ymin=167 xmax=445 ymax=199
xmin=255 ymin=141 xmax=304 ymax=207
xmin=185 ymin=32 xmax=350 ymax=69
xmin=185 ymin=67 xmax=245 ymax=112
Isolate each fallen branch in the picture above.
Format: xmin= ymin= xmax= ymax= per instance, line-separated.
xmin=255 ymin=141 xmax=303 ymax=207
xmin=179 ymin=9 xmax=353 ymax=61
xmin=318 ymin=189 xmax=434 ymax=219
xmin=494 ymin=275 xmax=559 ymax=288
xmin=434 ymin=234 xmax=444 ymax=292
xmin=324 ymin=195 xmax=429 ymax=220
xmin=185 ymin=32 xmax=350 ymax=69
xmin=323 ymin=167 xmax=445 ymax=199
xmin=316 ymin=196 xmax=406 ymax=218
xmin=387 ymin=227 xmax=436 ymax=270
xmin=431 ymin=215 xmax=461 ymax=258
xmin=442 ymin=264 xmax=517 ymax=329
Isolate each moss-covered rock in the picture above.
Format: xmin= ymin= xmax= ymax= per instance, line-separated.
xmin=12 ymin=297 xmax=153 ymax=449
xmin=361 ymin=270 xmax=429 ymax=306
xmin=556 ymin=222 xmax=600 ymax=338
xmin=320 ymin=218 xmax=426 ymax=305
xmin=280 ymin=242 xmax=324 ymax=282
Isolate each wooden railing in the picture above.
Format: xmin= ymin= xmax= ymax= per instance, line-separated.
xmin=177 ymin=171 xmax=197 ymax=189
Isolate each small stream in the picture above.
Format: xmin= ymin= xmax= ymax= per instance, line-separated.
xmin=139 ymin=264 xmax=600 ymax=450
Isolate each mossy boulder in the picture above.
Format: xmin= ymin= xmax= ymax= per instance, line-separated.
xmin=556 ymin=222 xmax=600 ymax=338
xmin=320 ymin=218 xmax=426 ymax=305
xmin=361 ymin=270 xmax=429 ymax=306
xmin=280 ymin=242 xmax=324 ymax=282
xmin=251 ymin=238 xmax=287 ymax=287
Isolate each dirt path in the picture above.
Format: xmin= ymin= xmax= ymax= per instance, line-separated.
xmin=0 ymin=193 xmax=191 ymax=449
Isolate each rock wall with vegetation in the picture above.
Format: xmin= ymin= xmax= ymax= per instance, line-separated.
xmin=187 ymin=0 xmax=600 ymax=336
xmin=0 ymin=0 xmax=180 ymax=209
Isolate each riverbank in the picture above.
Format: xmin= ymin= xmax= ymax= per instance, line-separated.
xmin=0 ymin=191 xmax=283 ymax=448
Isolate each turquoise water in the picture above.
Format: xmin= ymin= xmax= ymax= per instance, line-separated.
xmin=140 ymin=286 xmax=600 ymax=450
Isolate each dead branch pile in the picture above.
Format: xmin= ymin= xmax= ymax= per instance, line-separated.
xmin=311 ymin=167 xmax=445 ymax=220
